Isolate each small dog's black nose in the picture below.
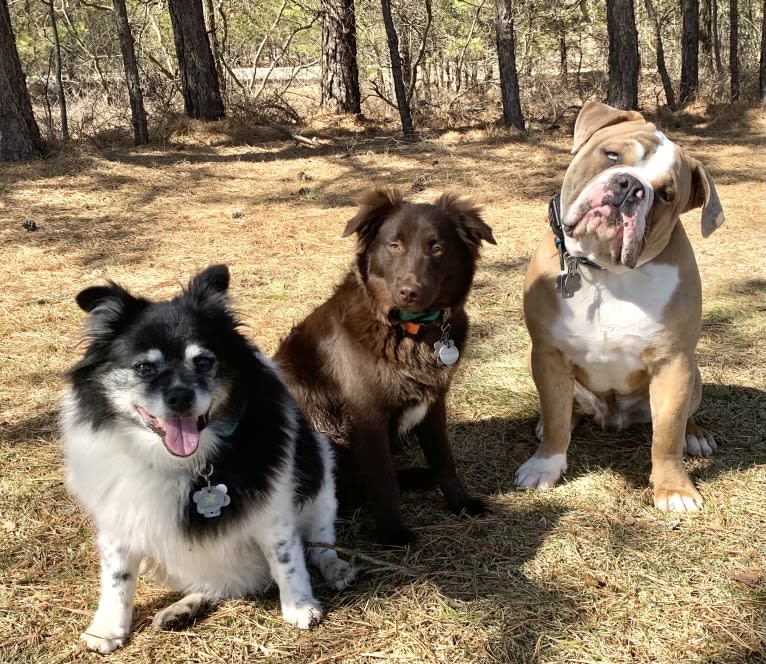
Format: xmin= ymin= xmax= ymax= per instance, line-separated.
xmin=164 ymin=386 xmax=195 ymax=413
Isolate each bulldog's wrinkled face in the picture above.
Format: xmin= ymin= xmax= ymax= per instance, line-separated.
xmin=561 ymin=121 xmax=697 ymax=270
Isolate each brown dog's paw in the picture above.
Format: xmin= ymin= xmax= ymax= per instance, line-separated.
xmin=377 ymin=524 xmax=416 ymax=548
xmin=447 ymin=495 xmax=489 ymax=517
xmin=653 ymin=485 xmax=704 ymax=513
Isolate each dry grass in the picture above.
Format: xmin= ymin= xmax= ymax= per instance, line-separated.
xmin=1 ymin=105 xmax=764 ymax=664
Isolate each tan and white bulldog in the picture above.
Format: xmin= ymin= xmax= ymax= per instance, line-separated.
xmin=517 ymin=101 xmax=725 ymax=512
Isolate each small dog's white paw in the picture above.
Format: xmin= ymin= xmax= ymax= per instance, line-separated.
xmin=683 ymin=428 xmax=717 ymax=457
xmin=282 ymin=601 xmax=324 ymax=629
xmin=321 ymin=558 xmax=357 ymax=590
xmin=80 ymin=627 xmax=126 ymax=654
xmin=515 ymin=453 xmax=567 ymax=489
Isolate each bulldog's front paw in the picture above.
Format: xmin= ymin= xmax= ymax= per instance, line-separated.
xmin=282 ymin=601 xmax=324 ymax=629
xmin=514 ymin=453 xmax=567 ymax=489
xmin=684 ymin=421 xmax=717 ymax=457
xmin=654 ymin=483 xmax=704 ymax=512
xmin=80 ymin=624 xmax=127 ymax=654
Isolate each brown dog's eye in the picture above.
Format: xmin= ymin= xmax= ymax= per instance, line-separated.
xmin=431 ymin=243 xmax=444 ymax=256
xmin=388 ymin=241 xmax=402 ymax=253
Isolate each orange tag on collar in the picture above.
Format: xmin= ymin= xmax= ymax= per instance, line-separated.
xmin=403 ymin=321 xmax=422 ymax=335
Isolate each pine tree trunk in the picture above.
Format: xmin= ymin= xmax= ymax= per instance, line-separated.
xmin=167 ymin=0 xmax=225 ymax=120
xmin=380 ymin=0 xmax=414 ymax=135
xmin=321 ymin=0 xmax=361 ymax=113
xmin=712 ymin=0 xmax=723 ymax=73
xmin=643 ymin=0 xmax=676 ymax=109
xmin=203 ymin=0 xmax=225 ymax=94
xmin=729 ymin=0 xmax=739 ymax=101
xmin=0 ymin=0 xmax=45 ymax=161
xmin=680 ymin=0 xmax=699 ymax=106
xmin=700 ymin=0 xmax=713 ymax=73
xmin=112 ymin=0 xmax=149 ymax=145
xmin=494 ymin=0 xmax=525 ymax=129
xmin=606 ymin=0 xmax=639 ymax=110
xmin=45 ymin=0 xmax=68 ymax=141
xmin=760 ymin=0 xmax=766 ymax=101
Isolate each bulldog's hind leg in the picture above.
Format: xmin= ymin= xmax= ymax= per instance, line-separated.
xmin=683 ymin=367 xmax=717 ymax=458
xmin=516 ymin=345 xmax=573 ymax=489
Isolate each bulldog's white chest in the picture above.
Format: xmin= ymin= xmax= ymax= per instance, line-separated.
xmin=551 ymin=262 xmax=679 ymax=393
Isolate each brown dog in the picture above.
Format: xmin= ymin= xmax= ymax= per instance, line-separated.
xmin=275 ymin=188 xmax=495 ymax=545
xmin=517 ymin=101 xmax=724 ymax=512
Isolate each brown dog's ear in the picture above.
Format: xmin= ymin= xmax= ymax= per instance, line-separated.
xmin=438 ymin=193 xmax=496 ymax=249
xmin=572 ymin=101 xmax=644 ymax=154
xmin=342 ymin=187 xmax=403 ymax=241
xmin=685 ymin=158 xmax=725 ymax=237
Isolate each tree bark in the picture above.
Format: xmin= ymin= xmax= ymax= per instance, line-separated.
xmin=112 ymin=0 xmax=149 ymax=145
xmin=380 ymin=0 xmax=414 ymax=135
xmin=643 ymin=0 xmax=676 ymax=109
xmin=320 ymin=0 xmax=361 ymax=113
xmin=166 ymin=0 xmax=225 ymax=120
xmin=760 ymin=0 xmax=766 ymax=101
xmin=729 ymin=0 xmax=739 ymax=101
xmin=0 ymin=0 xmax=45 ymax=161
xmin=606 ymin=0 xmax=639 ymax=110
xmin=203 ymin=0 xmax=225 ymax=94
xmin=45 ymin=0 xmax=68 ymax=141
xmin=494 ymin=0 xmax=525 ymax=129
xmin=712 ymin=0 xmax=723 ymax=73
xmin=679 ymin=0 xmax=699 ymax=106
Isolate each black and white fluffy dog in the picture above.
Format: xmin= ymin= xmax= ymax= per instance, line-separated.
xmin=61 ymin=264 xmax=355 ymax=654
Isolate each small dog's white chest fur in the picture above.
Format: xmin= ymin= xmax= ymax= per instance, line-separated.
xmin=551 ymin=262 xmax=679 ymax=393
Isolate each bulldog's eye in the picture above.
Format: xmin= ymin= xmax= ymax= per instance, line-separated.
xmin=134 ymin=361 xmax=157 ymax=377
xmin=193 ymin=356 xmax=215 ymax=373
xmin=657 ymin=187 xmax=675 ymax=204
xmin=605 ymin=150 xmax=620 ymax=163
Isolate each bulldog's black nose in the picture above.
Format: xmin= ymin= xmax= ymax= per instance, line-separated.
xmin=615 ymin=173 xmax=645 ymax=209
xmin=165 ymin=386 xmax=195 ymax=413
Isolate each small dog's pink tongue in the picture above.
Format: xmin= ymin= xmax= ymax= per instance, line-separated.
xmin=158 ymin=416 xmax=200 ymax=457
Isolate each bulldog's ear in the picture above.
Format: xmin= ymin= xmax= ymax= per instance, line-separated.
xmin=572 ymin=101 xmax=644 ymax=154
xmin=437 ymin=193 xmax=496 ymax=250
xmin=685 ymin=158 xmax=725 ymax=237
xmin=343 ymin=186 xmax=403 ymax=249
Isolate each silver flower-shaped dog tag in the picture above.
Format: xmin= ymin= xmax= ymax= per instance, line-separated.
xmin=193 ymin=484 xmax=231 ymax=518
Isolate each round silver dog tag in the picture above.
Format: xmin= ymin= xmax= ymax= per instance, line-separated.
xmin=437 ymin=340 xmax=460 ymax=366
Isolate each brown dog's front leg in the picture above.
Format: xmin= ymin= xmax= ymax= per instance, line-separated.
xmin=415 ymin=398 xmax=487 ymax=516
xmin=648 ymin=354 xmax=704 ymax=512
xmin=515 ymin=343 xmax=574 ymax=489
xmin=350 ymin=418 xmax=413 ymax=546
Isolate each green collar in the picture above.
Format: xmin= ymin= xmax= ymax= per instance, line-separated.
xmin=397 ymin=309 xmax=443 ymax=324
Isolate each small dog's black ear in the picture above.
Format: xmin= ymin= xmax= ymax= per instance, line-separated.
xmin=188 ymin=264 xmax=230 ymax=303
xmin=438 ymin=193 xmax=496 ymax=249
xmin=342 ymin=187 xmax=403 ymax=247
xmin=75 ymin=283 xmax=149 ymax=338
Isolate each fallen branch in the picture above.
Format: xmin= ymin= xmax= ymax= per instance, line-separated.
xmin=307 ymin=541 xmax=418 ymax=575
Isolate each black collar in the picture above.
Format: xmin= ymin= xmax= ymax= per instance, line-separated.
xmin=549 ymin=194 xmax=603 ymax=271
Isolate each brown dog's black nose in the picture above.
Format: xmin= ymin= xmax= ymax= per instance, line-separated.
xmin=398 ymin=284 xmax=419 ymax=304
xmin=165 ymin=386 xmax=194 ymax=413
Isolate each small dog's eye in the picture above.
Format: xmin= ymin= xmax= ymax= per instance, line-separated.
xmin=134 ymin=361 xmax=157 ymax=377
xmin=605 ymin=151 xmax=619 ymax=163
xmin=193 ymin=356 xmax=215 ymax=373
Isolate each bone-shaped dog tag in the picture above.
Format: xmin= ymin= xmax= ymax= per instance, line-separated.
xmin=565 ymin=271 xmax=581 ymax=294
